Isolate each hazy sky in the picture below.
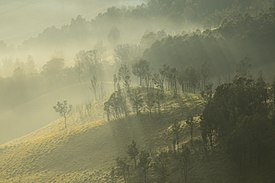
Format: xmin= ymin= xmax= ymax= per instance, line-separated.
xmin=0 ymin=0 xmax=143 ymax=45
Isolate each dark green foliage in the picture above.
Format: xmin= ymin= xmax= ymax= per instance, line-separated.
xmin=201 ymin=76 xmax=275 ymax=181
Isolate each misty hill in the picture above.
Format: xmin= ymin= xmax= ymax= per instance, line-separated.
xmin=0 ymin=92 xmax=204 ymax=183
xmin=143 ymin=9 xmax=275 ymax=80
xmin=20 ymin=0 xmax=275 ymax=51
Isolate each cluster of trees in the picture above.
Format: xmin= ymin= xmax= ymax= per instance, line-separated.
xmin=21 ymin=0 xmax=275 ymax=51
xmin=200 ymin=76 xmax=275 ymax=181
xmin=0 ymin=47 xmax=107 ymax=111
xmin=144 ymin=9 xmax=275 ymax=81
xmin=112 ymin=140 xmax=192 ymax=183
xmin=108 ymin=75 xmax=275 ymax=183
xmin=104 ymin=58 xmax=213 ymax=121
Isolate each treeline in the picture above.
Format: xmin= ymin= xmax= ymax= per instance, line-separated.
xmin=0 ymin=50 xmax=106 ymax=109
xmin=21 ymin=0 xmax=275 ymax=49
xmin=104 ymin=59 xmax=212 ymax=121
xmin=109 ymin=74 xmax=275 ymax=183
xmin=143 ymin=9 xmax=275 ymax=81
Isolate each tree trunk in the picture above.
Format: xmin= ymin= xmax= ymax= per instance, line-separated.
xmin=134 ymin=158 xmax=137 ymax=169
xmin=64 ymin=115 xmax=67 ymax=129
xmin=144 ymin=170 xmax=147 ymax=183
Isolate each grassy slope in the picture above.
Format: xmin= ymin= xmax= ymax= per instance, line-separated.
xmin=0 ymin=93 xmax=204 ymax=183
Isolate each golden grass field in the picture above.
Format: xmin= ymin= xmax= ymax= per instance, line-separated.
xmin=0 ymin=93 xmax=203 ymax=183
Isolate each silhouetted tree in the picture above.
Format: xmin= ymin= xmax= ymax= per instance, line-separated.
xmin=153 ymin=152 xmax=169 ymax=183
xmin=186 ymin=115 xmax=195 ymax=146
xmin=146 ymin=91 xmax=155 ymax=116
xmin=127 ymin=140 xmax=139 ymax=168
xmin=171 ymin=121 xmax=181 ymax=153
xmin=113 ymin=74 xmax=118 ymax=91
xmin=131 ymin=90 xmax=144 ymax=116
xmin=116 ymin=158 xmax=129 ymax=183
xmin=53 ymin=100 xmax=72 ymax=129
xmin=179 ymin=145 xmax=191 ymax=183
xmin=139 ymin=150 xmax=151 ymax=183
xmin=200 ymin=61 xmax=211 ymax=90
xmin=132 ymin=60 xmax=150 ymax=87
xmin=118 ymin=64 xmax=131 ymax=92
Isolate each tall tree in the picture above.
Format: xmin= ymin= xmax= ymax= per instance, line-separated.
xmin=132 ymin=60 xmax=150 ymax=87
xmin=131 ymin=90 xmax=144 ymax=116
xmin=179 ymin=145 xmax=191 ymax=183
xmin=118 ymin=64 xmax=131 ymax=92
xmin=127 ymin=140 xmax=139 ymax=168
xmin=153 ymin=152 xmax=169 ymax=183
xmin=146 ymin=91 xmax=155 ymax=117
xmin=116 ymin=158 xmax=129 ymax=183
xmin=200 ymin=61 xmax=211 ymax=90
xmin=171 ymin=121 xmax=181 ymax=153
xmin=139 ymin=151 xmax=151 ymax=183
xmin=186 ymin=114 xmax=195 ymax=146
xmin=90 ymin=75 xmax=98 ymax=101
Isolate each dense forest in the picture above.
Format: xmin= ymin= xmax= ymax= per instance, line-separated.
xmin=0 ymin=0 xmax=275 ymax=182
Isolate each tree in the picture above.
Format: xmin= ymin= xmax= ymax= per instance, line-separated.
xmin=186 ymin=114 xmax=195 ymax=146
xmin=131 ymin=90 xmax=144 ymax=116
xmin=200 ymin=77 xmax=274 ymax=177
xmin=116 ymin=158 xmax=129 ymax=183
xmin=118 ymin=64 xmax=131 ymax=92
xmin=90 ymin=75 xmax=98 ymax=101
xmin=179 ymin=145 xmax=191 ymax=183
xmin=110 ymin=167 xmax=116 ymax=183
xmin=152 ymin=73 xmax=164 ymax=93
xmin=271 ymin=78 xmax=275 ymax=109
xmin=127 ymin=140 xmax=139 ymax=168
xmin=200 ymin=61 xmax=211 ymax=90
xmin=177 ymin=69 xmax=186 ymax=93
xmin=113 ymin=74 xmax=118 ymax=91
xmin=185 ymin=67 xmax=199 ymax=93
xmin=153 ymin=152 xmax=169 ymax=183
xmin=138 ymin=150 xmax=151 ymax=183
xmin=42 ymin=58 xmax=65 ymax=84
xmin=171 ymin=121 xmax=181 ymax=153
xmin=115 ymin=44 xmax=142 ymax=65
xmin=74 ymin=50 xmax=103 ymax=81
xmin=132 ymin=60 xmax=150 ymax=87
xmin=152 ymin=73 xmax=165 ymax=115
xmin=146 ymin=91 xmax=155 ymax=116
xmin=53 ymin=100 xmax=72 ymax=129
xmin=200 ymin=83 xmax=213 ymax=102
xmin=108 ymin=26 xmax=120 ymax=46
xmin=171 ymin=67 xmax=178 ymax=97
